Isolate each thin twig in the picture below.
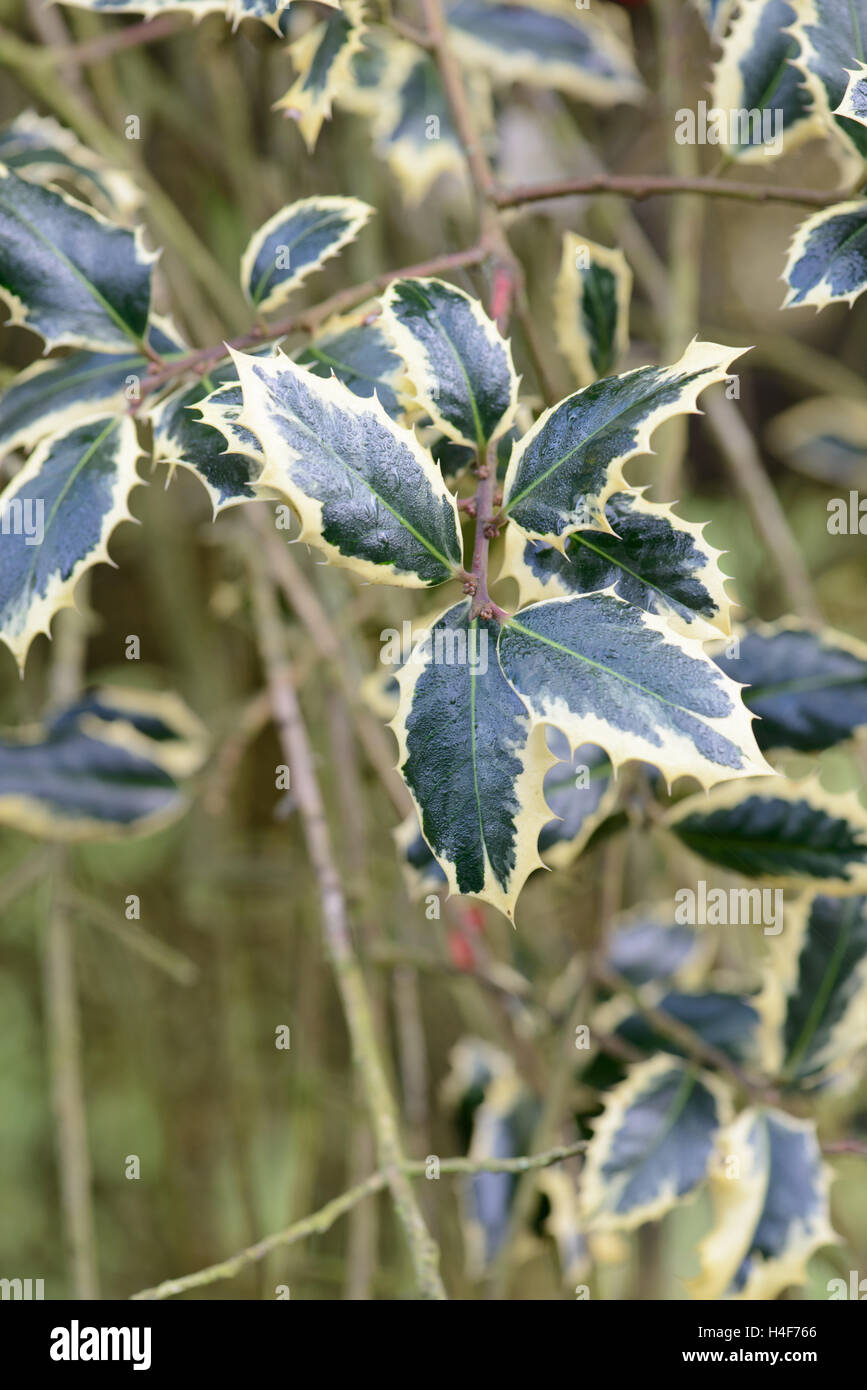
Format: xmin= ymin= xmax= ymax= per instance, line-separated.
xmin=62 ymin=887 xmax=199 ymax=986
xmin=704 ymin=390 xmax=823 ymax=624
xmin=49 ymin=15 xmax=185 ymax=67
xmin=129 ymin=1142 xmax=587 ymax=1299
xmin=822 ymin=1139 xmax=867 ymax=1158
xmin=495 ymin=173 xmax=846 ymax=211
xmin=43 ymin=604 xmax=100 ymax=1301
xmin=131 ymin=1171 xmax=389 ymax=1300
xmin=248 ymin=523 xmax=447 ymax=1300
xmin=136 ymin=242 xmax=489 ymax=401
xmin=654 ymin=0 xmax=704 ymax=498
xmin=419 ymin=0 xmax=496 ymax=205
xmin=258 ymin=526 xmax=412 ymax=816
xmin=44 ymin=884 xmax=100 ymax=1300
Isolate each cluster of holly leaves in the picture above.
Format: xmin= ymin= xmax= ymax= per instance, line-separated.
xmin=1 ymin=0 xmax=867 ymax=1298
xmin=437 ymin=883 xmax=860 ymax=1300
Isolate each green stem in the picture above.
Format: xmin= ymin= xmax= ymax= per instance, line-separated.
xmin=129 ymin=1141 xmax=588 ymax=1300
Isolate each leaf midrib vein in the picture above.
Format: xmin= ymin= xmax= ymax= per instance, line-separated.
xmin=0 ymin=188 xmax=144 ymax=347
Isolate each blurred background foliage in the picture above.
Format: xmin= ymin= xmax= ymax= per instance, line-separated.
xmin=0 ymin=0 xmax=866 ymax=1299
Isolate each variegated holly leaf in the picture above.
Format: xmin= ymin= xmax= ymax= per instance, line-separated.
xmin=0 ymin=687 xmax=205 ymax=841
xmin=689 ymin=1108 xmax=837 ymax=1300
xmin=441 ymin=1045 xmax=540 ymax=1271
xmin=394 ymin=813 xmax=449 ymax=899
xmin=666 ymin=776 xmax=867 ymax=891
xmin=579 ymin=1056 xmax=732 ymax=1230
xmin=240 ymin=196 xmax=373 ymax=315
xmin=497 ymin=593 xmax=769 ymax=791
xmin=276 ymin=0 xmax=367 ymax=150
xmin=756 ymin=892 xmax=867 ymax=1086
xmin=713 ymin=621 xmax=867 ymax=752
xmin=554 ymin=233 xmax=631 ymax=387
xmin=538 ymin=731 xmax=619 ymax=868
xmin=296 ymin=307 xmax=410 ymax=421
xmin=462 ymin=1070 xmax=540 ymax=1274
xmin=399 ymin=731 xmax=622 ymax=882
xmin=603 ymin=991 xmax=759 ymax=1064
xmin=230 ymin=347 xmax=463 ymax=585
xmin=835 ymin=59 xmax=867 ymax=125
xmin=0 ymin=165 xmax=156 ymax=353
xmin=193 ymin=379 xmax=266 ymax=465
xmin=0 ymin=112 xmax=142 ymax=220
xmin=500 ymin=489 xmax=733 ymax=640
xmin=766 ymin=395 xmax=867 ymax=486
xmin=56 ymin=0 xmax=305 ymax=31
xmin=783 ymin=201 xmax=867 ymax=311
xmin=379 ymin=277 xmax=519 ymax=452
xmin=538 ymin=1169 xmax=588 ymax=1290
xmin=500 ymin=340 xmax=745 ymax=549
xmin=235 ymin=0 xmax=308 ymax=31
xmin=391 ymin=601 xmax=553 ymax=919
xmin=441 ymin=1035 xmax=517 ymax=1125
xmin=0 ymin=415 xmax=141 ymax=670
xmin=152 ymin=364 xmax=265 ymax=515
xmin=690 ymin=0 xmax=737 ymax=34
xmin=790 ymin=0 xmax=867 ymax=161
xmin=604 ymin=912 xmax=709 ymax=989
xmin=709 ymin=0 xmax=819 ymax=163
xmin=447 ymin=0 xmax=643 ymax=105
xmin=0 ymin=317 xmax=185 ymax=460
xmin=361 ymin=607 xmax=441 ymax=722
xmin=374 ymin=50 xmax=470 ymax=203
xmin=342 ymin=24 xmax=402 ymax=121
xmin=48 ymin=686 xmax=207 ymax=778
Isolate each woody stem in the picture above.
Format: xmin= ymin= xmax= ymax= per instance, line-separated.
xmin=467 ymin=442 xmax=507 ymax=622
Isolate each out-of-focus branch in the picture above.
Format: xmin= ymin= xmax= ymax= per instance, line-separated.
xmin=704 ymin=390 xmax=823 ymax=625
xmin=130 ymin=1141 xmax=587 ymax=1300
xmin=44 ymin=604 xmax=99 ymax=1301
xmin=257 ymin=523 xmax=412 ymax=817
xmin=48 ymin=15 xmax=185 ymax=67
xmin=135 ymin=242 xmax=489 ymax=400
xmin=495 ymin=174 xmax=845 ymax=211
xmin=248 ymin=525 xmax=447 ymax=1300
xmin=654 ymin=0 xmax=703 ymax=498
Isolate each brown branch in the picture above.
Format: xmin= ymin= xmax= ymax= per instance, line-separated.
xmin=703 ymin=391 xmax=823 ymax=625
xmin=822 ymin=1140 xmax=867 ymax=1159
xmin=495 ymin=173 xmax=847 ymax=211
xmin=467 ymin=440 xmax=507 ymax=621
xmin=136 ymin=242 xmax=488 ymax=402
xmin=130 ymin=1141 xmax=587 ymax=1300
xmin=257 ymin=526 xmax=413 ymax=817
xmin=247 ymin=519 xmax=446 ymax=1300
xmin=47 ymin=15 xmax=186 ymax=68
xmin=420 ymin=0 xmax=496 ymax=206
xmin=419 ymin=0 xmax=520 ymax=625
xmin=44 ymin=605 xmax=99 ymax=1301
